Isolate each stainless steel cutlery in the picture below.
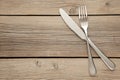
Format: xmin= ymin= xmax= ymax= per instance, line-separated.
xmin=59 ymin=8 xmax=115 ymax=76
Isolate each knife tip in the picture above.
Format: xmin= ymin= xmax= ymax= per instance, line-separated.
xmin=59 ymin=8 xmax=63 ymax=12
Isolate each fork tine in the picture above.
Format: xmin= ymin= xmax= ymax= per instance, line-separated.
xmin=81 ymin=6 xmax=84 ymax=20
xmin=79 ymin=6 xmax=82 ymax=20
xmin=83 ymin=6 xmax=86 ymax=20
xmin=79 ymin=6 xmax=81 ymax=19
xmin=84 ymin=6 xmax=88 ymax=19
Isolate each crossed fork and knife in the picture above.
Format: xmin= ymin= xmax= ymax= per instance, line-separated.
xmin=59 ymin=5 xmax=116 ymax=76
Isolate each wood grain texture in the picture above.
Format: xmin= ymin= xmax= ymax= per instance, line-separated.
xmin=0 ymin=16 xmax=120 ymax=57
xmin=0 ymin=58 xmax=119 ymax=80
xmin=0 ymin=0 xmax=120 ymax=15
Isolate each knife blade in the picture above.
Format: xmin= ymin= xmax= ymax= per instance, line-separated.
xmin=59 ymin=8 xmax=86 ymax=40
xmin=59 ymin=8 xmax=115 ymax=70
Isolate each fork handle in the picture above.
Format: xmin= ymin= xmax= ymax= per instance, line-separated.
xmin=86 ymin=36 xmax=97 ymax=76
xmin=88 ymin=38 xmax=116 ymax=70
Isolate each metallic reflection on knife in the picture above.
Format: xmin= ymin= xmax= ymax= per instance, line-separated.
xmin=59 ymin=8 xmax=115 ymax=70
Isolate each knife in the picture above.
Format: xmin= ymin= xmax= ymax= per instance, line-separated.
xmin=59 ymin=8 xmax=115 ymax=70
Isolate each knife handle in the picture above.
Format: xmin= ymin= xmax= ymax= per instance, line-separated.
xmin=88 ymin=38 xmax=116 ymax=70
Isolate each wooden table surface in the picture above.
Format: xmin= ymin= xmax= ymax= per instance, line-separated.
xmin=0 ymin=0 xmax=120 ymax=79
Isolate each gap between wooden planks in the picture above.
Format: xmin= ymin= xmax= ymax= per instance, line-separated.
xmin=0 ymin=58 xmax=119 ymax=80
xmin=0 ymin=0 xmax=120 ymax=15
xmin=0 ymin=16 xmax=120 ymax=57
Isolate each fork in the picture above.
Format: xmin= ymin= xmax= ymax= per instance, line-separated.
xmin=79 ymin=5 xmax=97 ymax=76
